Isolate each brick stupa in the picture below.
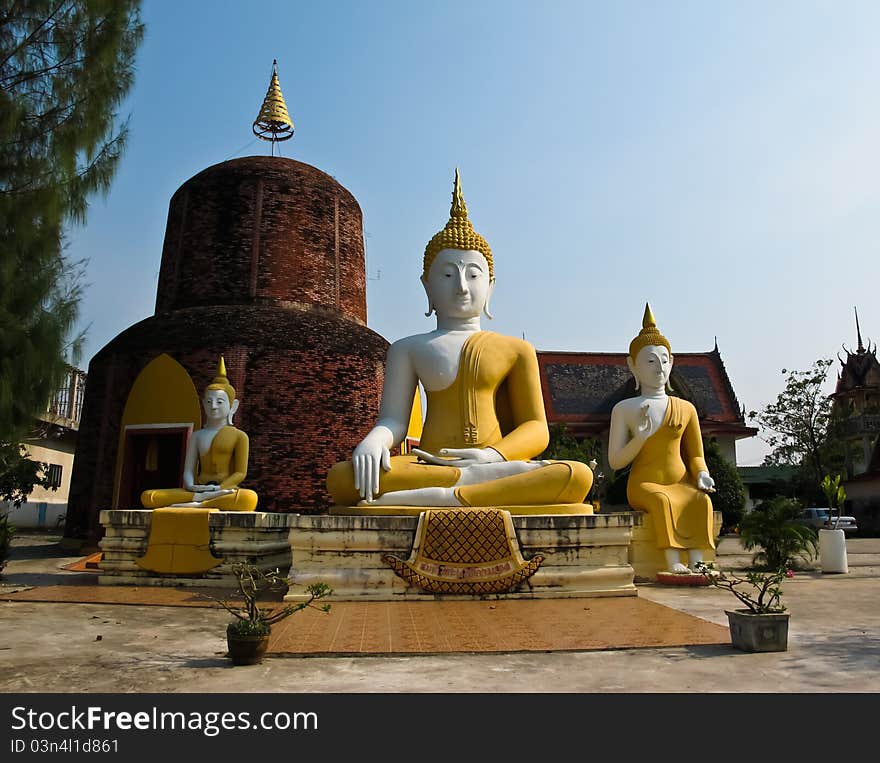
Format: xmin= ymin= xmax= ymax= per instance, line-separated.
xmin=64 ymin=154 xmax=389 ymax=545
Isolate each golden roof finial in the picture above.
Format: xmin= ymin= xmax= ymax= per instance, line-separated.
xmin=253 ymin=59 xmax=294 ymax=148
xmin=423 ymin=168 xmax=494 ymax=279
xmin=629 ymin=302 xmax=671 ymax=359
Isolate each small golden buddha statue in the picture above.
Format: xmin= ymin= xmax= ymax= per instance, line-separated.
xmin=326 ymin=170 xmax=592 ymax=512
xmin=607 ymin=304 xmax=716 ymax=573
xmin=140 ymin=357 xmax=258 ymax=511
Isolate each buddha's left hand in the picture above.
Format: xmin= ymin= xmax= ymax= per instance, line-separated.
xmin=413 ymin=447 xmax=504 ymax=467
xmin=697 ymin=471 xmax=716 ymax=493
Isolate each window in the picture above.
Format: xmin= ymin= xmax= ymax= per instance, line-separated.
xmin=46 ymin=463 xmax=63 ymax=490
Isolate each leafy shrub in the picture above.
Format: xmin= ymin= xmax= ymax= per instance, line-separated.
xmin=703 ymin=438 xmax=746 ymax=533
xmin=227 ymin=619 xmax=271 ymax=639
xmin=738 ymin=496 xmax=818 ymax=571
xmin=0 ymin=513 xmax=15 ymax=575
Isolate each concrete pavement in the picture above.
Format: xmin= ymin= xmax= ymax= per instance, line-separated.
xmin=1 ymin=532 xmax=878 ymax=693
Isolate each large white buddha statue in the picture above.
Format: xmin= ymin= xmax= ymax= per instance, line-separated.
xmin=327 ymin=170 xmax=592 ymax=512
xmin=607 ymin=304 xmax=716 ymax=573
xmin=140 ymin=357 xmax=258 ymax=511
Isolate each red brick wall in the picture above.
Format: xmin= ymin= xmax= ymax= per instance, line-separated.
xmin=155 ymin=157 xmax=367 ymax=323
xmin=64 ymin=306 xmax=388 ymax=544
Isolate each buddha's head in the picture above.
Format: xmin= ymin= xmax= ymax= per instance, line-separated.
xmin=627 ymin=303 xmax=673 ymax=392
xmin=203 ymin=356 xmax=239 ymax=425
xmin=422 ymin=169 xmax=494 ymax=319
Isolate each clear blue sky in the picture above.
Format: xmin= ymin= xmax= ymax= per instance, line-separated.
xmin=66 ymin=1 xmax=880 ymax=466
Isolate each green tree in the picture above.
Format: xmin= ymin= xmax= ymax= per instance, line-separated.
xmin=0 ymin=1 xmax=144 ymax=442
xmin=749 ymin=359 xmax=844 ymax=504
xmin=540 ymin=423 xmax=599 ymax=464
xmin=703 ymin=438 xmax=746 ymax=533
xmin=540 ymin=424 xmax=603 ymax=500
xmin=0 ymin=440 xmax=48 ymax=507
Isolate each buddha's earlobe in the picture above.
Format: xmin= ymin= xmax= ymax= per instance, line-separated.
xmin=421 ymin=275 xmax=434 ymax=317
xmin=229 ymin=398 xmax=239 ymax=425
xmin=483 ymin=279 xmax=495 ymax=320
xmin=626 ymin=356 xmax=639 ymax=392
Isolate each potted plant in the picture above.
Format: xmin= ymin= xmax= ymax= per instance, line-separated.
xmin=693 ymin=561 xmax=791 ymax=652
xmin=737 ymin=496 xmax=818 ymax=570
xmin=206 ymin=562 xmax=332 ymax=666
xmin=819 ymin=474 xmax=849 ymax=574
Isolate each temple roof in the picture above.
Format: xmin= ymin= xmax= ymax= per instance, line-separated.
xmin=537 ymin=345 xmax=757 ymax=440
xmin=833 ymin=311 xmax=880 ymax=397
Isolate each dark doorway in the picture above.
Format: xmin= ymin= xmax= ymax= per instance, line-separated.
xmin=118 ymin=427 xmax=189 ymax=508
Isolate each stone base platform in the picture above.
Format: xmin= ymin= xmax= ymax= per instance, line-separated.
xmin=626 ymin=510 xmax=723 ymax=582
xmin=98 ymin=510 xmax=297 ymax=587
xmin=284 ymin=512 xmax=637 ymax=601
xmin=330 ymin=503 xmax=594 ymax=517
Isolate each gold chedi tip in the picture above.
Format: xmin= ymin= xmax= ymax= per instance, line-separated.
xmin=253 ymin=59 xmax=294 ymax=142
xmin=629 ymin=302 xmax=671 ymax=359
xmin=423 ymin=168 xmax=494 ymax=279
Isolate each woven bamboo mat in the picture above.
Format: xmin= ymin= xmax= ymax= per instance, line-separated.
xmin=267 ymin=597 xmax=729 ymax=654
xmin=2 ymin=582 xmax=729 ymax=653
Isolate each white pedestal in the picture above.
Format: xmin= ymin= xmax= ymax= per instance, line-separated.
xmin=819 ymin=528 xmax=849 ymax=574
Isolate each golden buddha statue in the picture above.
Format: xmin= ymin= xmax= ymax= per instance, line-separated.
xmin=327 ymin=170 xmax=592 ymax=513
xmin=140 ymin=357 xmax=258 ymax=511
xmin=607 ymin=304 xmax=716 ymax=573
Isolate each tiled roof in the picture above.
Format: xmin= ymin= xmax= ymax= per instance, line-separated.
xmin=537 ymin=348 xmax=757 ymax=439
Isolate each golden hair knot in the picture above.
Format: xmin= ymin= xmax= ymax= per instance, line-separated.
xmin=628 ymin=303 xmax=672 ymax=359
xmin=423 ymin=168 xmax=494 ymax=279
xmin=206 ymin=356 xmax=236 ymax=402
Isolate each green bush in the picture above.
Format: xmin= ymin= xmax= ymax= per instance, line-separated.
xmin=703 ymin=438 xmax=746 ymax=533
xmin=0 ymin=513 xmax=15 ymax=575
xmin=738 ymin=496 xmax=818 ymax=571
xmin=227 ymin=619 xmax=271 ymax=639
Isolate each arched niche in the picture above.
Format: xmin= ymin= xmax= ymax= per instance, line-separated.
xmin=113 ymin=354 xmax=201 ymax=508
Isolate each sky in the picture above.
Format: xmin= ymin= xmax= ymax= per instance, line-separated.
xmin=65 ymin=1 xmax=880 ymax=466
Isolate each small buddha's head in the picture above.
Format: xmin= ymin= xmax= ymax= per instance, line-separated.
xmin=627 ymin=303 xmax=674 ymax=392
xmin=422 ymin=169 xmax=495 ymax=319
xmin=203 ymin=356 xmax=240 ymax=425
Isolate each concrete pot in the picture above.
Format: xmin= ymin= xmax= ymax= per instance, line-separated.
xmin=725 ymin=609 xmax=789 ymax=652
xmin=819 ymin=528 xmax=849 ymax=574
xmin=226 ymin=628 xmax=270 ymax=666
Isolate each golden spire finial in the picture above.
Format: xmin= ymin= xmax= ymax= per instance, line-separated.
xmin=423 ymin=169 xmax=494 ymax=279
xmin=253 ymin=59 xmax=294 ymax=149
xmin=629 ymin=302 xmax=671 ymax=359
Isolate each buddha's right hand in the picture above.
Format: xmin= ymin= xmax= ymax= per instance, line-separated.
xmin=353 ymin=431 xmax=392 ymax=502
xmin=413 ymin=447 xmax=504 ymax=467
xmin=635 ymin=402 xmax=655 ymax=441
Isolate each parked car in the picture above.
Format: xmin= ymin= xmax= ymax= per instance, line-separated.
xmin=796 ymin=508 xmax=858 ymax=533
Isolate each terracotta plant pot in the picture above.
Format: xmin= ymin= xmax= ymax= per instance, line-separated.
xmin=226 ymin=632 xmax=270 ymax=666
xmin=725 ymin=609 xmax=789 ymax=652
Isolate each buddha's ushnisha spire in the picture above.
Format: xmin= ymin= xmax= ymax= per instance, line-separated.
xmin=423 ymin=168 xmax=494 ymax=279
xmin=207 ymin=355 xmax=236 ymax=402
xmin=253 ymin=59 xmax=294 ymax=152
xmin=629 ymin=302 xmax=672 ymax=359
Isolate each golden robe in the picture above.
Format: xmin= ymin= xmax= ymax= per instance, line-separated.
xmin=626 ymin=396 xmax=715 ymax=549
xmin=327 ymin=331 xmax=592 ymax=506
